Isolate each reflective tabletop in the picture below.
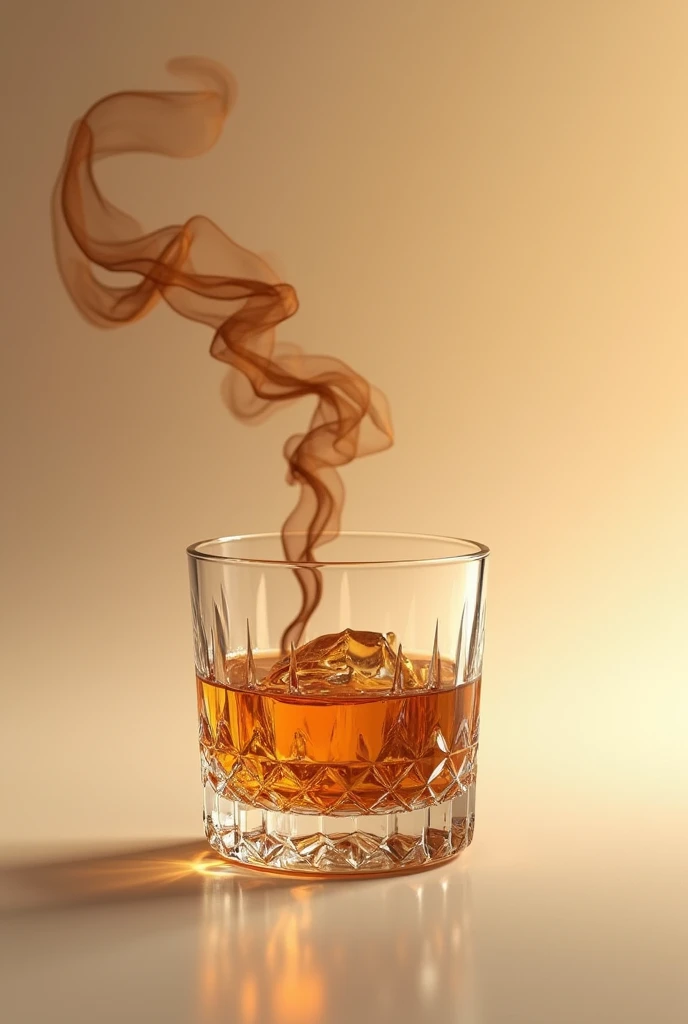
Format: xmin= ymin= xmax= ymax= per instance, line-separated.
xmin=1 ymin=819 xmax=685 ymax=1024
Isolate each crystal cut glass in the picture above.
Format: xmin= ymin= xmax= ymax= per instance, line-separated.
xmin=187 ymin=532 xmax=489 ymax=876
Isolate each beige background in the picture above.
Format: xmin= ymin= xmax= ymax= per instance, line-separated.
xmin=1 ymin=0 xmax=687 ymax=861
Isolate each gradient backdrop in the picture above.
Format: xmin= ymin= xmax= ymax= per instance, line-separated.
xmin=1 ymin=0 xmax=686 ymax=870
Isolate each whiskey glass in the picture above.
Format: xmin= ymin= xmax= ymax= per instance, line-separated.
xmin=187 ymin=532 xmax=489 ymax=876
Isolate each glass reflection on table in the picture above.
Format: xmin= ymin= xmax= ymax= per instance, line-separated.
xmin=194 ymin=853 xmax=476 ymax=1024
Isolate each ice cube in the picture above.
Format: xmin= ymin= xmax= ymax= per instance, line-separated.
xmin=265 ymin=628 xmax=421 ymax=694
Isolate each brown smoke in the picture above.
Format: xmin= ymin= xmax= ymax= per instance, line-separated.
xmin=52 ymin=58 xmax=393 ymax=649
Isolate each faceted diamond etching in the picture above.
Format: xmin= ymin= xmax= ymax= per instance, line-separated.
xmin=288 ymin=642 xmax=299 ymax=694
xmin=190 ymin=584 xmax=210 ymax=680
xmin=197 ymin=631 xmax=482 ymax=873
xmin=427 ymin=621 xmax=441 ymax=689
xmin=200 ymin=669 xmax=479 ymax=815
xmin=203 ymin=785 xmax=476 ymax=874
xmin=245 ymin=619 xmax=257 ymax=689
xmin=391 ymin=642 xmax=405 ymax=694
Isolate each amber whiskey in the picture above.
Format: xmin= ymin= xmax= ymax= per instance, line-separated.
xmin=198 ymin=629 xmax=479 ymax=817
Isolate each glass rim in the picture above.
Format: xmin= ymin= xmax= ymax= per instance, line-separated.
xmin=186 ymin=531 xmax=490 ymax=569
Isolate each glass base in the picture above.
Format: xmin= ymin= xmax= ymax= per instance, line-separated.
xmin=203 ymin=782 xmax=476 ymax=876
